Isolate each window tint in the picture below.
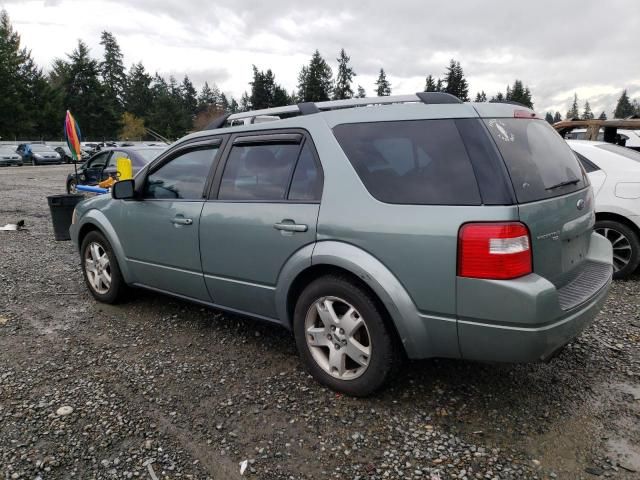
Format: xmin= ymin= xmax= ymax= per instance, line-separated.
xmin=333 ymin=119 xmax=481 ymax=205
xmin=288 ymin=142 xmax=322 ymax=201
xmin=484 ymin=119 xmax=587 ymax=203
xmin=88 ymin=153 xmax=109 ymax=168
xmin=572 ymin=151 xmax=600 ymax=172
xmin=219 ymin=143 xmax=300 ymax=200
xmin=144 ymin=147 xmax=217 ymax=200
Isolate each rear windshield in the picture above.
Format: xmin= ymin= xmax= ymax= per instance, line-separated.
xmin=484 ymin=119 xmax=588 ymax=203
xmin=333 ymin=119 xmax=481 ymax=205
xmin=596 ymin=143 xmax=640 ymax=162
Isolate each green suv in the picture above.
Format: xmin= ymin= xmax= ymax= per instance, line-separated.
xmin=70 ymin=93 xmax=613 ymax=396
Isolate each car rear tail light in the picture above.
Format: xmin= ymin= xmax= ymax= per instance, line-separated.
xmin=458 ymin=222 xmax=532 ymax=280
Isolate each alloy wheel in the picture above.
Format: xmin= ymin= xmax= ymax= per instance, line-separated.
xmin=595 ymin=227 xmax=632 ymax=272
xmin=84 ymin=242 xmax=111 ymax=294
xmin=304 ymin=296 xmax=371 ymax=380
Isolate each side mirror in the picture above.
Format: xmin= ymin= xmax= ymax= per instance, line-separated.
xmin=112 ymin=179 xmax=136 ymax=200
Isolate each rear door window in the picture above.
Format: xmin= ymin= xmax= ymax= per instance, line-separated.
xmin=333 ymin=119 xmax=481 ymax=205
xmin=484 ymin=119 xmax=588 ymax=203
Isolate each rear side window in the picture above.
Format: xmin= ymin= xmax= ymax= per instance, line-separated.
xmin=484 ymin=119 xmax=588 ymax=203
xmin=219 ymin=143 xmax=300 ymax=200
xmin=573 ymin=151 xmax=600 ymax=172
xmin=333 ymin=119 xmax=481 ymax=205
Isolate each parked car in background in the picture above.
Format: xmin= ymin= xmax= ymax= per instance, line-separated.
xmin=569 ymin=139 xmax=640 ymax=279
xmin=55 ymin=145 xmax=90 ymax=164
xmin=70 ymin=94 xmax=613 ymax=396
xmin=66 ymin=145 xmax=166 ymax=193
xmin=0 ymin=145 xmax=23 ymax=166
xmin=566 ymin=128 xmax=640 ymax=151
xmin=16 ymin=143 xmax=62 ymax=165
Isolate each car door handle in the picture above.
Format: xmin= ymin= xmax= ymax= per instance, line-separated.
xmin=171 ymin=217 xmax=193 ymax=226
xmin=274 ymin=221 xmax=308 ymax=232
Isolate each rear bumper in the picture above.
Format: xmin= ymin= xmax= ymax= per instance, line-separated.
xmin=456 ymin=232 xmax=613 ymax=362
xmin=457 ymin=274 xmax=610 ymax=362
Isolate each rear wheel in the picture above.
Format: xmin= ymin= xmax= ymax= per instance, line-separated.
xmin=595 ymin=220 xmax=640 ymax=279
xmin=293 ymin=275 xmax=400 ymax=396
xmin=67 ymin=179 xmax=78 ymax=194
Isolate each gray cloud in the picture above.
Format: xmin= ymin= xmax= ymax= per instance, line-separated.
xmin=5 ymin=0 xmax=640 ymax=114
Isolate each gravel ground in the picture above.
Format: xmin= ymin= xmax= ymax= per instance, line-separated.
xmin=1 ymin=164 xmax=639 ymax=480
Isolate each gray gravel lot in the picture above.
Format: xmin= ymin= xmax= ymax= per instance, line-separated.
xmin=1 ymin=164 xmax=639 ymax=480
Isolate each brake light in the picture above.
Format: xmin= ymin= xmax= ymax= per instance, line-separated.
xmin=514 ymin=109 xmax=536 ymax=119
xmin=458 ymin=222 xmax=532 ymax=280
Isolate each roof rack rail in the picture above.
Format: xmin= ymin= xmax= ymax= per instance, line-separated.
xmin=206 ymin=92 xmax=463 ymax=130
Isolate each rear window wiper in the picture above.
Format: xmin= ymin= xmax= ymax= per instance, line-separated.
xmin=545 ymin=178 xmax=580 ymax=191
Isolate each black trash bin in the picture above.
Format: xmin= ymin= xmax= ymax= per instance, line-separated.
xmin=47 ymin=194 xmax=85 ymax=241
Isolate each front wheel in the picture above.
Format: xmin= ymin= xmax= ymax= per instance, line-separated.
xmin=595 ymin=220 xmax=640 ymax=279
xmin=80 ymin=231 xmax=127 ymax=303
xmin=293 ymin=275 xmax=400 ymax=396
xmin=67 ymin=179 xmax=77 ymax=194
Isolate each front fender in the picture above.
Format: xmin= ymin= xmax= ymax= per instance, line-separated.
xmin=278 ymin=241 xmax=460 ymax=360
xmin=71 ymin=209 xmax=132 ymax=283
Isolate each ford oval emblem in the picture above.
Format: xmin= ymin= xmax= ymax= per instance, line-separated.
xmin=576 ymin=199 xmax=585 ymax=210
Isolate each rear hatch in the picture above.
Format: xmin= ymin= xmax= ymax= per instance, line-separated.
xmin=483 ymin=118 xmax=595 ymax=289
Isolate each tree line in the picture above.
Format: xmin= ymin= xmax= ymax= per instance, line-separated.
xmin=1 ymin=10 xmax=638 ymax=141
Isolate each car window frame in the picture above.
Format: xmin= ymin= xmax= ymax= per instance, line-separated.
xmin=207 ymin=128 xmax=324 ymax=204
xmin=86 ymin=152 xmax=111 ymax=170
xmin=139 ymin=136 xmax=225 ymax=202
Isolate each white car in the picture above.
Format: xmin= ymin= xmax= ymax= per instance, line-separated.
xmin=568 ymin=140 xmax=640 ymax=278
xmin=566 ymin=128 xmax=640 ymax=151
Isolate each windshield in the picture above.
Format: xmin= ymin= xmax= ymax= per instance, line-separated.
xmin=31 ymin=145 xmax=55 ymax=152
xmin=484 ymin=118 xmax=588 ymax=203
xmin=136 ymin=148 xmax=166 ymax=163
xmin=597 ymin=143 xmax=640 ymax=163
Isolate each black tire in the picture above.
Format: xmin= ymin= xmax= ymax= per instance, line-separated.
xmin=293 ymin=275 xmax=400 ymax=396
xmin=32 ymin=158 xmax=38 ymax=166
xmin=80 ymin=230 xmax=127 ymax=303
xmin=595 ymin=220 xmax=640 ymax=280
xmin=67 ymin=179 xmax=77 ymax=194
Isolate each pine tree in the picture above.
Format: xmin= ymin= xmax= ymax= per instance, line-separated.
xmin=273 ymin=85 xmax=290 ymax=106
xmin=356 ymin=85 xmax=366 ymax=98
xmin=229 ymin=97 xmax=239 ymax=113
xmin=435 ymin=78 xmax=443 ymax=92
xmin=239 ymin=91 xmax=250 ymax=112
xmin=545 ymin=112 xmax=554 ymax=124
xmin=553 ymin=111 xmax=562 ymax=123
xmin=505 ymin=80 xmax=533 ymax=108
xmin=333 ymin=48 xmax=355 ymax=100
xmin=566 ymin=93 xmax=579 ymax=120
xmin=582 ymin=101 xmax=594 ymax=120
xmin=99 ymin=32 xmax=125 ymax=110
xmin=474 ymin=91 xmax=487 ymax=102
xmin=614 ymin=90 xmax=634 ymax=118
xmin=123 ymin=62 xmax=153 ymax=119
xmin=375 ymin=68 xmax=391 ymax=96
xmin=297 ymin=50 xmax=333 ymax=102
xmin=490 ymin=92 xmax=505 ymax=102
xmin=598 ymin=111 xmax=607 ymax=120
xmin=180 ymin=75 xmax=198 ymax=119
xmin=197 ymin=81 xmax=220 ymax=114
xmin=443 ymin=59 xmax=469 ymax=101
xmin=424 ymin=75 xmax=437 ymax=92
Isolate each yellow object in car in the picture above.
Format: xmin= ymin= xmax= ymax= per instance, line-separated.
xmin=116 ymin=157 xmax=133 ymax=180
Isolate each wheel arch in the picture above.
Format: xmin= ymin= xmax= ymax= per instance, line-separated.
xmin=275 ymin=241 xmax=451 ymax=359
xmin=595 ymin=211 xmax=640 ymax=239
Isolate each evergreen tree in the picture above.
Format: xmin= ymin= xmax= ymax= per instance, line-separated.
xmin=505 ymin=79 xmax=533 ymax=108
xmin=614 ymin=90 xmax=634 ymax=118
xmin=99 ymin=32 xmax=125 ymax=108
xmin=54 ymin=41 xmax=114 ymax=139
xmin=633 ymin=99 xmax=640 ymax=116
xmin=474 ymin=91 xmax=487 ymax=102
xmin=297 ymin=50 xmax=333 ymax=102
xmin=443 ymin=59 xmax=469 ymax=101
xmin=180 ymin=75 xmax=198 ymax=119
xmin=333 ymin=48 xmax=355 ymax=100
xmin=598 ymin=111 xmax=607 ymax=120
xmin=424 ymin=74 xmax=438 ymax=92
xmin=123 ymin=62 xmax=153 ymax=119
xmin=553 ymin=111 xmax=562 ymax=123
xmin=375 ymin=68 xmax=391 ymax=96
xmin=566 ymin=93 xmax=579 ymax=119
xmin=490 ymin=92 xmax=505 ymax=102
xmin=239 ymin=91 xmax=250 ymax=111
xmin=273 ymin=85 xmax=290 ymax=106
xmin=545 ymin=112 xmax=554 ymax=124
xmin=229 ymin=97 xmax=239 ymax=113
xmin=582 ymin=100 xmax=594 ymax=120
xmin=356 ymin=85 xmax=366 ymax=98
xmin=435 ymin=78 xmax=443 ymax=92
xmin=197 ymin=81 xmax=220 ymax=114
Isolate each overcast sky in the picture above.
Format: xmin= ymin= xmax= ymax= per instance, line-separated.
xmin=3 ymin=0 xmax=639 ymax=116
